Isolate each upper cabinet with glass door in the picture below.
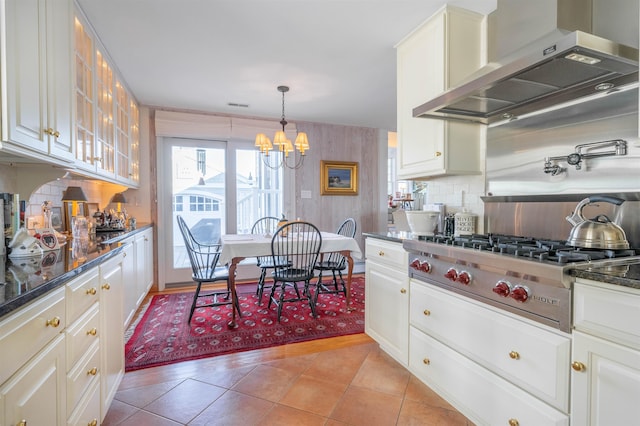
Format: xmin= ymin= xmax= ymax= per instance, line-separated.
xmin=73 ymin=10 xmax=140 ymax=187
xmin=0 ymin=0 xmax=75 ymax=163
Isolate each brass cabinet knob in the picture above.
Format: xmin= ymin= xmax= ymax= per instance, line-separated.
xmin=509 ymin=351 xmax=520 ymax=360
xmin=102 ymin=283 xmax=111 ymax=290
xmin=423 ymin=358 xmax=430 ymax=365
xmin=87 ymin=367 xmax=98 ymax=376
xmin=18 ymin=420 xmax=27 ymax=426
xmin=46 ymin=317 xmax=61 ymax=328
xmin=508 ymin=419 xmax=519 ymax=426
xmin=572 ymin=361 xmax=586 ymax=372
xmin=378 ymin=251 xmax=385 ymax=256
xmin=435 ymin=151 xmax=442 ymax=157
xmin=86 ymin=287 xmax=97 ymax=295
xmin=423 ymin=309 xmax=431 ymax=316
xmin=88 ymin=420 xmax=98 ymax=426
xmin=400 ymin=288 xmax=407 ymax=294
xmin=86 ymin=328 xmax=97 ymax=336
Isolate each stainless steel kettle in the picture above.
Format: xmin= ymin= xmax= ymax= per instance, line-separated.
xmin=566 ymin=196 xmax=630 ymax=250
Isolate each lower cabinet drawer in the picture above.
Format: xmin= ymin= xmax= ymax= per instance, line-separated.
xmin=409 ymin=326 xmax=569 ymax=426
xmin=574 ymin=280 xmax=640 ymax=350
xmin=66 ymin=340 xmax=100 ymax=415
xmin=66 ymin=303 xmax=100 ymax=369
xmin=410 ymin=280 xmax=570 ymax=411
xmin=0 ymin=287 xmax=66 ymax=384
xmin=67 ymin=377 xmax=101 ymax=426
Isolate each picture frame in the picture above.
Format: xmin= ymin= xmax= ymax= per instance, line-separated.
xmin=50 ymin=207 xmax=63 ymax=232
xmin=87 ymin=203 xmax=99 ymax=219
xmin=320 ymin=160 xmax=359 ymax=196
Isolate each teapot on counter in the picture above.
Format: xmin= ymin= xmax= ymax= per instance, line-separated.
xmin=566 ymin=195 xmax=630 ymax=250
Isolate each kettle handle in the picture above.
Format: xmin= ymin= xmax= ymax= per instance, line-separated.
xmin=566 ymin=195 xmax=625 ymax=226
xmin=587 ymin=195 xmax=625 ymax=206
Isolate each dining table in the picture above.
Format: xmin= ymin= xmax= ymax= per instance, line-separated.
xmin=219 ymin=231 xmax=363 ymax=326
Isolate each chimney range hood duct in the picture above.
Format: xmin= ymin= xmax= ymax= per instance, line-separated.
xmin=413 ymin=24 xmax=639 ymax=125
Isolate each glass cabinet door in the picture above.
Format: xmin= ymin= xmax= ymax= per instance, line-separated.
xmin=74 ymin=16 xmax=95 ymax=170
xmin=95 ymin=48 xmax=116 ymax=178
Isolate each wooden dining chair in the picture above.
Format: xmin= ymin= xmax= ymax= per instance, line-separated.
xmin=250 ymin=216 xmax=284 ymax=305
xmin=268 ymin=221 xmax=322 ymax=322
xmin=176 ymin=215 xmax=241 ymax=325
xmin=313 ymin=217 xmax=357 ymax=307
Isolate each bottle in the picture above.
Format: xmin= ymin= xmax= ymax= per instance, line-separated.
xmin=277 ymin=214 xmax=288 ymax=237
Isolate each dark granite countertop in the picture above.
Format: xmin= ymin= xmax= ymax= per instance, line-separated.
xmin=363 ymin=231 xmax=418 ymax=244
xmin=0 ymin=224 xmax=153 ymax=319
xmin=569 ymin=258 xmax=640 ymax=290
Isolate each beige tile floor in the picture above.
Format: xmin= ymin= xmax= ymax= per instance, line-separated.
xmin=104 ymin=334 xmax=474 ymax=425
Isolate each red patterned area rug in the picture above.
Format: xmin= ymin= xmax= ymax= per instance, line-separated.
xmin=125 ymin=276 xmax=365 ymax=371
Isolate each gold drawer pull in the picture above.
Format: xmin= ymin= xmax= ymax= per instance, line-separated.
xmin=508 ymin=419 xmax=519 ymax=426
xmin=423 ymin=358 xmax=430 ymax=365
xmin=572 ymin=361 xmax=586 ymax=372
xmin=88 ymin=420 xmax=98 ymax=426
xmin=378 ymin=251 xmax=385 ymax=256
xmin=87 ymin=367 xmax=98 ymax=376
xmin=86 ymin=287 xmax=97 ymax=295
xmin=435 ymin=151 xmax=442 ymax=157
xmin=46 ymin=317 xmax=61 ymax=328
xmin=400 ymin=288 xmax=407 ymax=294
xmin=423 ymin=309 xmax=431 ymax=316
xmin=509 ymin=351 xmax=520 ymax=360
xmin=18 ymin=420 xmax=27 ymax=426
xmin=86 ymin=328 xmax=97 ymax=336
xmin=102 ymin=283 xmax=111 ymax=290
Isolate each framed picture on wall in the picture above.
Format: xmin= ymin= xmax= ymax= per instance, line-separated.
xmin=320 ymin=160 xmax=359 ymax=196
xmin=50 ymin=207 xmax=63 ymax=232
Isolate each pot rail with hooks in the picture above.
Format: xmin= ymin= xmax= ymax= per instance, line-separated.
xmin=543 ymin=139 xmax=627 ymax=175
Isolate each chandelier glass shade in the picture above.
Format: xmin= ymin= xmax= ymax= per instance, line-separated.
xmin=255 ymin=86 xmax=309 ymax=169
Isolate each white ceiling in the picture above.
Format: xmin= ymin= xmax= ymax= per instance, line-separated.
xmin=75 ymin=0 xmax=496 ymax=131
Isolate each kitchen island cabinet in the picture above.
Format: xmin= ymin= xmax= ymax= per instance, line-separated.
xmin=0 ymin=0 xmax=75 ymax=163
xmin=571 ymin=278 xmax=640 ymax=425
xmin=364 ymin=237 xmax=409 ymax=366
xmin=396 ymin=5 xmax=484 ymax=179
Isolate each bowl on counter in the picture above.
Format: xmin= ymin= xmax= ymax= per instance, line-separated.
xmin=405 ymin=210 xmax=440 ymax=236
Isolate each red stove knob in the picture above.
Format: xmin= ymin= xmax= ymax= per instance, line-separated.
xmin=493 ymin=280 xmax=512 ymax=297
xmin=457 ymin=271 xmax=472 ymax=285
xmin=410 ymin=259 xmax=422 ymax=270
xmin=444 ymin=268 xmax=458 ymax=281
xmin=510 ymin=285 xmax=530 ymax=302
xmin=419 ymin=261 xmax=431 ymax=273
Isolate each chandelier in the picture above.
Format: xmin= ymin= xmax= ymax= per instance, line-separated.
xmin=255 ymin=85 xmax=309 ymax=169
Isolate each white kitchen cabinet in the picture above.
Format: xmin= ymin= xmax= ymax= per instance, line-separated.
xmin=1 ymin=0 xmax=75 ymax=163
xmin=364 ymin=238 xmax=409 ymax=366
xmin=65 ymin=269 xmax=101 ymax=424
xmin=0 ymin=334 xmax=67 ymax=426
xmin=123 ymin=228 xmax=154 ymax=328
xmin=99 ymin=253 xmax=125 ymax=421
xmin=571 ymin=279 xmax=640 ymax=425
xmin=74 ymin=10 xmax=140 ymax=187
xmin=409 ymin=279 xmax=570 ymax=425
xmin=396 ymin=5 xmax=484 ymax=179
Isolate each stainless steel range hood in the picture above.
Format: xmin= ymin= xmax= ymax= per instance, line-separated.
xmin=413 ymin=27 xmax=639 ymax=125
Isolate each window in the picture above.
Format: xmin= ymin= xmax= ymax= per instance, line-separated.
xmin=173 ymin=195 xmax=183 ymax=212
xmin=189 ymin=195 xmax=219 ymax=212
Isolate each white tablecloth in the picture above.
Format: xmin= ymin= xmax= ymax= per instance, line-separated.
xmin=219 ymin=232 xmax=362 ymax=265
